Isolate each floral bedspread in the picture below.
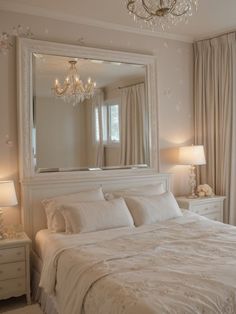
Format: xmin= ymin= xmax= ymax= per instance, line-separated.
xmin=40 ymin=212 xmax=236 ymax=314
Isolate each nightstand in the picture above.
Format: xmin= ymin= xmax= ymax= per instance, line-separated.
xmin=0 ymin=232 xmax=31 ymax=304
xmin=176 ymin=196 xmax=226 ymax=222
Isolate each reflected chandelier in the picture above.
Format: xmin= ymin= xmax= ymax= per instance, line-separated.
xmin=126 ymin=0 xmax=198 ymax=30
xmin=52 ymin=60 xmax=96 ymax=106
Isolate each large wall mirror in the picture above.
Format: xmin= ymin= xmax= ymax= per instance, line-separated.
xmin=33 ymin=54 xmax=149 ymax=172
xmin=17 ymin=38 xmax=159 ymax=178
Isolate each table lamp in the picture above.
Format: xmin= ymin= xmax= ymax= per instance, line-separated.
xmin=178 ymin=145 xmax=206 ymax=198
xmin=0 ymin=181 xmax=18 ymax=239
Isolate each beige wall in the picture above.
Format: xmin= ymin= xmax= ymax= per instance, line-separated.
xmin=0 ymin=10 xmax=193 ymax=224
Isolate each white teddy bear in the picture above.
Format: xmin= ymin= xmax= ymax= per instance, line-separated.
xmin=196 ymin=184 xmax=214 ymax=197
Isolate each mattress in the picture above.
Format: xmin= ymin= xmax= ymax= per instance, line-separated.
xmin=39 ymin=212 xmax=236 ymax=314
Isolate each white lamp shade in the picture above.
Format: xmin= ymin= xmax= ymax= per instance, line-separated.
xmin=178 ymin=145 xmax=206 ymax=166
xmin=0 ymin=181 xmax=18 ymax=207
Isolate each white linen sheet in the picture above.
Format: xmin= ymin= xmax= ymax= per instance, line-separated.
xmin=39 ymin=212 xmax=236 ymax=314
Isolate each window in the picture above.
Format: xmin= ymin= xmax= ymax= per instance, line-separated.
xmin=95 ymin=102 xmax=120 ymax=145
xmin=108 ymin=104 xmax=120 ymax=143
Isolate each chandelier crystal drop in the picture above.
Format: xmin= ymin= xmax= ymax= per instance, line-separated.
xmin=52 ymin=60 xmax=96 ymax=106
xmin=126 ymin=0 xmax=198 ymax=30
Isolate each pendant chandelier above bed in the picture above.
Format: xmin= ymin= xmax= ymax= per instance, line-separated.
xmin=125 ymin=0 xmax=198 ymax=30
xmin=52 ymin=60 xmax=96 ymax=106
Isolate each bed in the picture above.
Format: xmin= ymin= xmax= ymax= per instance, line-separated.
xmin=32 ymin=194 xmax=236 ymax=313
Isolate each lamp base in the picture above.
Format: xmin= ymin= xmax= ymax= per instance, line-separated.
xmin=188 ymin=165 xmax=198 ymax=199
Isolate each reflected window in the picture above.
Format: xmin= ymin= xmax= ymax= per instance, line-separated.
xmin=95 ymin=108 xmax=100 ymax=143
xmin=109 ymin=104 xmax=120 ymax=143
xmin=95 ymin=103 xmax=120 ymax=145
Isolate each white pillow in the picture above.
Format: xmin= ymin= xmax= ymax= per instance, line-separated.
xmin=105 ymin=183 xmax=165 ymax=200
xmin=124 ymin=192 xmax=182 ymax=226
xmin=42 ymin=188 xmax=105 ymax=232
xmin=61 ymin=198 xmax=134 ymax=234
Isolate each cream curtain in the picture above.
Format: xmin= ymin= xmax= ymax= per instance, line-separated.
xmin=194 ymin=33 xmax=236 ymax=225
xmin=120 ymin=83 xmax=148 ymax=166
xmin=85 ymin=90 xmax=104 ymax=168
xmin=93 ymin=89 xmax=105 ymax=168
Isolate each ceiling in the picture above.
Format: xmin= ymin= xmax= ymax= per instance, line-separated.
xmin=0 ymin=0 xmax=236 ymax=42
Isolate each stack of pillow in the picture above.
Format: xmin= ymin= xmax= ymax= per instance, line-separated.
xmin=42 ymin=184 xmax=182 ymax=234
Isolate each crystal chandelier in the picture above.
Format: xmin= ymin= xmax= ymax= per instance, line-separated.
xmin=52 ymin=60 xmax=96 ymax=106
xmin=126 ymin=0 xmax=198 ymax=30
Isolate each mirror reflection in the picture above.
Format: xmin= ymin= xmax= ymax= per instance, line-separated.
xmin=33 ymin=53 xmax=150 ymax=172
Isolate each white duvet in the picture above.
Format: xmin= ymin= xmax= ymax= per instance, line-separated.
xmin=39 ymin=212 xmax=236 ymax=314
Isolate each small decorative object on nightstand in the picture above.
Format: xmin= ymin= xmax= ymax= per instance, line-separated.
xmin=196 ymin=184 xmax=214 ymax=197
xmin=0 ymin=232 xmax=31 ymax=304
xmin=176 ymin=196 xmax=226 ymax=222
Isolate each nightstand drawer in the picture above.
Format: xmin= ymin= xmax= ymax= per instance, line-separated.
xmin=191 ymin=203 xmax=220 ymax=215
xmin=0 ymin=262 xmax=25 ymax=280
xmin=0 ymin=247 xmax=25 ymax=264
xmin=0 ymin=277 xmax=25 ymax=298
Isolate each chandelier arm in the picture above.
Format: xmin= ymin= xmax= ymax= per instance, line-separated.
xmin=141 ymin=0 xmax=181 ymax=17
xmin=169 ymin=0 xmax=178 ymax=12
xmin=127 ymin=1 xmax=152 ymax=20
xmin=53 ymin=84 xmax=70 ymax=96
xmin=141 ymin=0 xmax=154 ymax=16
xmin=171 ymin=5 xmax=190 ymax=17
xmin=170 ymin=0 xmax=191 ymax=16
xmin=141 ymin=0 xmax=167 ymax=17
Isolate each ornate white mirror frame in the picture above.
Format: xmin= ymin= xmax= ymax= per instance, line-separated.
xmin=16 ymin=38 xmax=165 ymax=239
xmin=17 ymin=38 xmax=159 ymax=180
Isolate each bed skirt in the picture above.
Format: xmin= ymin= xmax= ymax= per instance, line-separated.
xmin=31 ymin=251 xmax=59 ymax=314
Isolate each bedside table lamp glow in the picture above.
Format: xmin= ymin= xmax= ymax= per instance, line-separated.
xmin=0 ymin=181 xmax=18 ymax=239
xmin=178 ymin=145 xmax=206 ymax=198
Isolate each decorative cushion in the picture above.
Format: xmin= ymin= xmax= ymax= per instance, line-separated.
xmin=42 ymin=187 xmax=105 ymax=232
xmin=61 ymin=198 xmax=134 ymax=234
xmin=124 ymin=192 xmax=182 ymax=226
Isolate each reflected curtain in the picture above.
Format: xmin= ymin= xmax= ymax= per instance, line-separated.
xmin=120 ymin=83 xmax=148 ymax=165
xmin=92 ymin=89 xmax=104 ymax=167
xmin=194 ymin=33 xmax=236 ymax=225
xmin=85 ymin=89 xmax=104 ymax=167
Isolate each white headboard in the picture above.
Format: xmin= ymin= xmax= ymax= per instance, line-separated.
xmin=20 ymin=169 xmax=171 ymax=241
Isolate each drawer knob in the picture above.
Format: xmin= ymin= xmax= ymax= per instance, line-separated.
xmin=17 ymin=268 xmax=21 ymax=272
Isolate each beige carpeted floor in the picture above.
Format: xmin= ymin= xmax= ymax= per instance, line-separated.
xmin=1 ymin=304 xmax=42 ymax=314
